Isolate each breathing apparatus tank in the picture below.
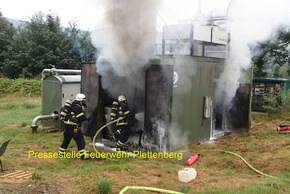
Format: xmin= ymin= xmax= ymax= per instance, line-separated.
xmin=60 ymin=99 xmax=73 ymax=121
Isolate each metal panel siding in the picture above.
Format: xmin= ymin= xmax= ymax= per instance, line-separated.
xmin=41 ymin=75 xmax=81 ymax=130
xmin=193 ymin=63 xmax=213 ymax=141
xmin=171 ymin=59 xmax=219 ymax=149
xmin=42 ymin=77 xmax=62 ymax=129
xmin=61 ymin=83 xmax=80 ymax=104
xmin=199 ymin=64 xmax=212 ymax=138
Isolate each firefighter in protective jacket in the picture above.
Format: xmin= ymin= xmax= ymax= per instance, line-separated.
xmin=110 ymin=95 xmax=134 ymax=151
xmin=59 ymin=93 xmax=91 ymax=159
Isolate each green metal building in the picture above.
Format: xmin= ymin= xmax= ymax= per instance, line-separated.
xmin=81 ymin=55 xmax=252 ymax=151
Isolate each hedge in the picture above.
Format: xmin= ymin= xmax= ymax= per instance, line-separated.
xmin=0 ymin=78 xmax=41 ymax=97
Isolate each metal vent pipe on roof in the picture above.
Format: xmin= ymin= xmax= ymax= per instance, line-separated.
xmin=41 ymin=68 xmax=81 ymax=80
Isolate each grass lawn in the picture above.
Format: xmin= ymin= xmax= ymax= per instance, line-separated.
xmin=0 ymin=96 xmax=289 ymax=194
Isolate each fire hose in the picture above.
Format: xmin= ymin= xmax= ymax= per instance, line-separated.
xmin=92 ymin=122 xmax=289 ymax=192
xmin=92 ymin=117 xmax=122 ymax=153
xmin=93 ymin=119 xmax=186 ymax=194
xmin=119 ymin=186 xmax=185 ymax=194
xmin=222 ymin=150 xmax=290 ymax=181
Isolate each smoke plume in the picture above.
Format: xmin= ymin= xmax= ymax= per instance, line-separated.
xmin=215 ymin=0 xmax=290 ymax=107
xmin=91 ymin=0 xmax=163 ymax=96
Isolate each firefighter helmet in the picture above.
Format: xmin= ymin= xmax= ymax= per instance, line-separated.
xmin=118 ymin=95 xmax=126 ymax=102
xmin=75 ymin=93 xmax=86 ymax=101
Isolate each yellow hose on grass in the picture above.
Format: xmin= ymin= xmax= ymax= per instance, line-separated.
xmin=119 ymin=186 xmax=185 ymax=194
xmin=223 ymin=150 xmax=289 ymax=181
xmin=93 ymin=121 xmax=186 ymax=194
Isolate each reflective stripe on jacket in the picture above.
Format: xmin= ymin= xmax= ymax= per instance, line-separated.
xmin=116 ymin=102 xmax=131 ymax=126
xmin=63 ymin=101 xmax=87 ymax=125
xmin=110 ymin=101 xmax=119 ymax=119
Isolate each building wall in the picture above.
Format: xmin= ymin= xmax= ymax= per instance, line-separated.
xmin=169 ymin=57 xmax=224 ymax=150
xmin=81 ymin=56 xmax=251 ymax=151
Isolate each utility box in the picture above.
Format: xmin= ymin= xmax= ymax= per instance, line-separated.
xmin=41 ymin=69 xmax=81 ymax=131
xmin=82 ymin=56 xmax=251 ymax=152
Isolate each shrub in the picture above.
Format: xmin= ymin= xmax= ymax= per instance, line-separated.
xmin=263 ymin=90 xmax=290 ymax=115
xmin=0 ymin=78 xmax=41 ymax=97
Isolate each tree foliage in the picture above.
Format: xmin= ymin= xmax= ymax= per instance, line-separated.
xmin=0 ymin=15 xmax=16 ymax=75
xmin=65 ymin=21 xmax=98 ymax=64
xmin=252 ymin=26 xmax=290 ymax=78
xmin=0 ymin=12 xmax=98 ymax=78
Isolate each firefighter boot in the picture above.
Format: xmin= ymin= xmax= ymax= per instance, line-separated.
xmin=116 ymin=140 xmax=124 ymax=151
xmin=58 ymin=147 xmax=66 ymax=157
xmin=79 ymin=149 xmax=90 ymax=160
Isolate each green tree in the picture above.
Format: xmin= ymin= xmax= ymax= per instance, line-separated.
xmin=0 ymin=13 xmax=16 ymax=75
xmin=2 ymin=12 xmax=80 ymax=78
xmin=65 ymin=21 xmax=98 ymax=63
xmin=252 ymin=25 xmax=290 ymax=78
xmin=278 ymin=63 xmax=289 ymax=78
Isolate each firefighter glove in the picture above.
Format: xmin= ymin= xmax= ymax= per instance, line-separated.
xmin=70 ymin=116 xmax=77 ymax=123
xmin=119 ymin=113 xmax=125 ymax=118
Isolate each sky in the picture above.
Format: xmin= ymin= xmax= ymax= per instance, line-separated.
xmin=0 ymin=0 xmax=103 ymax=30
xmin=2 ymin=0 xmax=290 ymax=110
xmin=0 ymin=0 xmax=217 ymax=30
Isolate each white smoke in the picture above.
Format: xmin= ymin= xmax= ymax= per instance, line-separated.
xmin=170 ymin=123 xmax=189 ymax=150
xmin=215 ymin=0 xmax=290 ymax=106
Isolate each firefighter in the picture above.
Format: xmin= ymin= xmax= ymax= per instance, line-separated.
xmin=111 ymin=95 xmax=134 ymax=151
xmin=59 ymin=93 xmax=91 ymax=159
